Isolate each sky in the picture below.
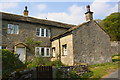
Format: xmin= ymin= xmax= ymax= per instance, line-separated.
xmin=0 ymin=0 xmax=119 ymax=25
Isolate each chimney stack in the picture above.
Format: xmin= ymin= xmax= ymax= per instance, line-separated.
xmin=85 ymin=5 xmax=93 ymax=21
xmin=23 ymin=6 xmax=28 ymax=16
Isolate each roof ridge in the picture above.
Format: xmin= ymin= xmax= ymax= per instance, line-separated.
xmin=1 ymin=11 xmax=75 ymax=28
xmin=51 ymin=21 xmax=89 ymax=41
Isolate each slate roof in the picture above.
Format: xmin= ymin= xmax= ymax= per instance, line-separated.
xmin=51 ymin=21 xmax=89 ymax=41
xmin=1 ymin=12 xmax=75 ymax=29
xmin=51 ymin=20 xmax=110 ymax=41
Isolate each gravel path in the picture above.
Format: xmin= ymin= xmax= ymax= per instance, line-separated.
xmin=101 ymin=69 xmax=120 ymax=80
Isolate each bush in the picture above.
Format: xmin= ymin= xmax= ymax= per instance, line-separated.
xmin=51 ymin=60 xmax=64 ymax=67
xmin=79 ymin=71 xmax=93 ymax=78
xmin=1 ymin=49 xmax=26 ymax=78
xmin=112 ymin=54 xmax=120 ymax=62
xmin=26 ymin=57 xmax=51 ymax=68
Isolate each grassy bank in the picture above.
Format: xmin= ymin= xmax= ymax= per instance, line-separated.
xmin=89 ymin=61 xmax=119 ymax=79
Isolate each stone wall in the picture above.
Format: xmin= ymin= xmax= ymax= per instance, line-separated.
xmin=2 ymin=20 xmax=68 ymax=60
xmin=73 ymin=21 xmax=112 ymax=65
xmin=111 ymin=41 xmax=120 ymax=55
xmin=51 ymin=34 xmax=74 ymax=66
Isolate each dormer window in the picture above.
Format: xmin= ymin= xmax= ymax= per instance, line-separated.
xmin=7 ymin=24 xmax=19 ymax=34
xmin=36 ymin=28 xmax=50 ymax=37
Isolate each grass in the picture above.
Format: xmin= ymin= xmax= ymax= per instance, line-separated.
xmin=89 ymin=61 xmax=119 ymax=79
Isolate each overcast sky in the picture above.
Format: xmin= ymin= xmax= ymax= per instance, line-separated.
xmin=0 ymin=0 xmax=119 ymax=25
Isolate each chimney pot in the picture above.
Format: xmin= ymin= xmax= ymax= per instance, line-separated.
xmin=85 ymin=5 xmax=93 ymax=21
xmin=23 ymin=6 xmax=29 ymax=16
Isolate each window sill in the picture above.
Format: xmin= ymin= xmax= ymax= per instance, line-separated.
xmin=36 ymin=36 xmax=50 ymax=38
xmin=62 ymin=55 xmax=67 ymax=56
xmin=51 ymin=56 xmax=56 ymax=58
xmin=41 ymin=56 xmax=50 ymax=57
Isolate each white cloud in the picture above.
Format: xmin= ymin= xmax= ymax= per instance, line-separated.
xmin=0 ymin=3 xmax=18 ymax=10
xmin=36 ymin=4 xmax=46 ymax=12
xmin=36 ymin=1 xmax=118 ymax=25
xmin=91 ymin=0 xmax=118 ymax=19
xmin=36 ymin=4 xmax=86 ymax=25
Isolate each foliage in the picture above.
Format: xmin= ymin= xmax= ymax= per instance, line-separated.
xmin=25 ymin=37 xmax=41 ymax=54
xmin=1 ymin=49 xmax=26 ymax=78
xmin=112 ymin=54 xmax=120 ymax=62
xmin=51 ymin=60 xmax=64 ymax=67
xmin=26 ymin=57 xmax=64 ymax=68
xmin=26 ymin=57 xmax=51 ymax=68
xmin=99 ymin=12 xmax=120 ymax=41
xmin=79 ymin=71 xmax=93 ymax=79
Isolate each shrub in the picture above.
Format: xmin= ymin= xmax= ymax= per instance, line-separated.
xmin=112 ymin=54 xmax=120 ymax=62
xmin=1 ymin=49 xmax=26 ymax=78
xmin=51 ymin=60 xmax=64 ymax=67
xmin=26 ymin=57 xmax=51 ymax=68
xmin=79 ymin=71 xmax=93 ymax=78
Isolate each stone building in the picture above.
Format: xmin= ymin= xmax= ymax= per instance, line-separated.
xmin=51 ymin=5 xmax=112 ymax=65
xmin=1 ymin=5 xmax=112 ymax=65
xmin=1 ymin=6 xmax=74 ymax=62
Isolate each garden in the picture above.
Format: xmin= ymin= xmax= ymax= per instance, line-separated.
xmin=1 ymin=49 xmax=120 ymax=79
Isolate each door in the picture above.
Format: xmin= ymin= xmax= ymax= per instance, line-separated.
xmin=16 ymin=47 xmax=26 ymax=62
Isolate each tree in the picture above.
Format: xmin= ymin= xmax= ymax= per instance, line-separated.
xmin=1 ymin=49 xmax=26 ymax=78
xmin=99 ymin=12 xmax=120 ymax=41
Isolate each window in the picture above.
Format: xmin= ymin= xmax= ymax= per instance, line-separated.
xmin=8 ymin=24 xmax=19 ymax=34
xmin=0 ymin=46 xmax=7 ymax=49
xmin=52 ymin=47 xmax=56 ymax=57
xmin=41 ymin=29 xmax=44 ymax=37
xmin=62 ymin=44 xmax=67 ymax=56
xmin=35 ymin=47 xmax=40 ymax=57
xmin=36 ymin=28 xmax=50 ymax=37
xmin=46 ymin=48 xmax=50 ymax=56
xmin=41 ymin=48 xmax=45 ymax=56
xmin=35 ymin=47 xmax=50 ymax=57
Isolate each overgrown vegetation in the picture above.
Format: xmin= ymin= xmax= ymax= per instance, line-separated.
xmin=112 ymin=54 xmax=120 ymax=62
xmin=25 ymin=37 xmax=41 ymax=54
xmin=99 ymin=12 xmax=120 ymax=41
xmin=1 ymin=49 xmax=26 ymax=78
xmin=26 ymin=57 xmax=64 ymax=68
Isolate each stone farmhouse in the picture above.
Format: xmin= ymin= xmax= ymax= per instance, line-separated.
xmin=0 ymin=5 xmax=112 ymax=65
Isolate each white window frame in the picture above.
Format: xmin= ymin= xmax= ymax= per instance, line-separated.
xmin=36 ymin=28 xmax=50 ymax=37
xmin=8 ymin=24 xmax=19 ymax=34
xmin=35 ymin=47 xmax=50 ymax=57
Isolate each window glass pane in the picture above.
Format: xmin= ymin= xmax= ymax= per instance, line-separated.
xmin=8 ymin=24 xmax=12 ymax=34
xmin=46 ymin=29 xmax=50 ymax=37
xmin=36 ymin=28 xmax=40 ymax=36
xmin=46 ymin=48 xmax=50 ymax=56
xmin=52 ymin=48 xmax=55 ymax=57
xmin=41 ymin=29 xmax=44 ymax=37
xmin=41 ymin=48 xmax=44 ymax=56
xmin=14 ymin=25 xmax=18 ymax=34
xmin=62 ymin=44 xmax=67 ymax=55
xmin=11 ymin=24 xmax=14 ymax=34
xmin=36 ymin=48 xmax=40 ymax=57
xmin=46 ymin=29 xmax=48 ymax=37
